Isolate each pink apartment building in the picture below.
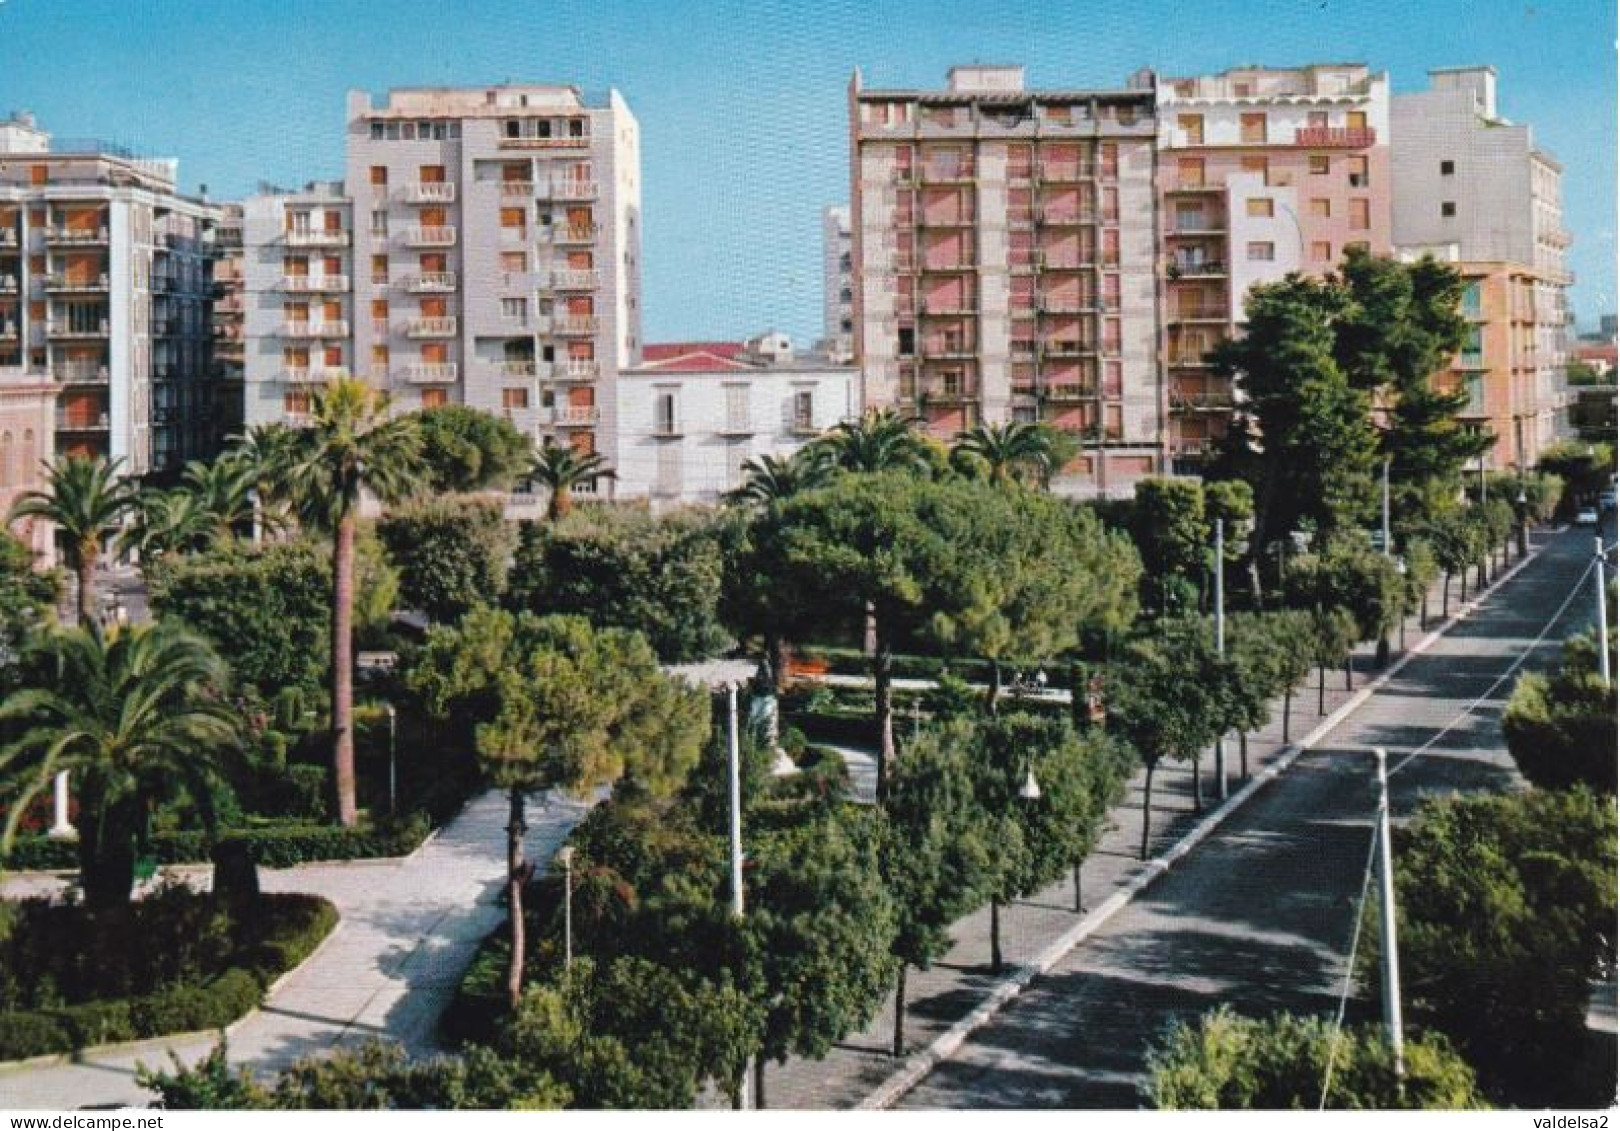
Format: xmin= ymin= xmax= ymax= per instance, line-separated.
xmin=1155 ymin=64 xmax=1392 ymax=471
xmin=850 ymin=66 xmax=1165 ymax=496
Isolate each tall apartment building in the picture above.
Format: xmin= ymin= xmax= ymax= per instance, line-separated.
xmin=820 ymin=205 xmax=853 ymax=361
xmin=345 ymin=85 xmax=642 ymax=467
xmin=1392 ymin=66 xmax=1572 ymax=468
xmin=1154 ymin=64 xmax=1392 ymax=471
xmin=849 ymin=66 xmax=1163 ymax=495
xmin=240 ymin=183 xmax=354 ymax=428
xmin=0 ymin=112 xmax=223 ymax=475
xmin=208 ymin=202 xmax=245 ymax=449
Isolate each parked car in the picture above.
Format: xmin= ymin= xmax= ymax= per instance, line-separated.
xmin=1601 ymin=489 xmax=1616 ymax=511
xmin=1576 ymin=506 xmax=1600 ymax=526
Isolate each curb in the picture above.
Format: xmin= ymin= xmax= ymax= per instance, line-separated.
xmin=859 ymin=536 xmax=1552 ymax=1110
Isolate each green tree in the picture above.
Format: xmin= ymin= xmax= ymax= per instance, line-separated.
xmin=0 ymin=531 xmax=60 ymax=684
xmin=1285 ymin=538 xmax=1406 ymax=668
xmin=1538 ymin=439 xmax=1616 ymax=511
xmin=949 ymin=421 xmax=1067 ymax=486
xmin=1145 ymin=1007 xmax=1487 ymax=1110
xmin=1503 ymin=632 xmax=1618 ymax=794
xmin=411 ymin=404 xmax=533 ymax=494
xmin=507 ymin=508 xmax=729 ymax=662
xmin=0 ymin=621 xmax=240 ymax=908
xmin=409 ymin=609 xmax=708 ymax=1007
xmin=882 ymin=719 xmax=995 ymax=1054
xmin=1211 ymin=275 xmax=1380 ymax=556
xmin=812 ymin=408 xmax=933 ymax=475
xmin=528 ymin=444 xmax=614 ymax=522
xmin=1130 ymin=477 xmax=1208 ymax=617
xmin=379 ymin=495 xmax=515 ymax=624
xmin=8 ymin=454 xmax=138 ymax=625
xmin=1365 ymin=787 xmax=1617 ymax=1105
xmin=277 ymin=379 xmax=423 ymax=827
xmin=123 ymin=486 xmax=210 ymax=560
xmin=178 ymin=455 xmax=261 ymax=546
xmin=724 ymin=447 xmax=833 ymax=506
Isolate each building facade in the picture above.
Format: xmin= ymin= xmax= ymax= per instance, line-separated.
xmin=344 ymin=85 xmax=642 ymax=465
xmin=0 ymin=112 xmax=224 ymax=476
xmin=1392 ymin=66 xmax=1573 ymax=468
xmin=820 ymin=204 xmax=853 ymax=361
xmin=615 ymin=333 xmax=856 ymax=504
xmin=1153 ymin=64 xmax=1392 ymax=471
xmin=850 ymin=65 xmax=1163 ymax=496
xmin=0 ymin=365 xmax=57 ymax=561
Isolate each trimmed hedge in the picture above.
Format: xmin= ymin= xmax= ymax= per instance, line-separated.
xmin=3 ymin=813 xmax=431 ymax=873
xmin=0 ymin=893 xmax=337 ymax=1062
xmin=792 ymin=646 xmax=1078 ymax=689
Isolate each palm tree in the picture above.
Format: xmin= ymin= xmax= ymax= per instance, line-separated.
xmin=225 ymin=424 xmax=300 ymax=542
xmin=817 ymin=408 xmax=933 ymax=475
xmin=122 ymin=486 xmax=210 ymax=561
xmin=180 ymin=456 xmax=259 ymax=545
xmin=951 ymin=421 xmax=1065 ymax=486
xmin=277 ymin=379 xmax=422 ymax=827
xmin=0 ymin=620 xmax=240 ymax=909
xmin=726 ymin=446 xmax=833 ymax=506
xmin=9 ymin=455 xmax=138 ymax=625
xmin=529 ymin=443 xmax=614 ymax=521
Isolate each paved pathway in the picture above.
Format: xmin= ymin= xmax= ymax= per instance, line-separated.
xmin=0 ymin=788 xmax=589 ymax=1110
xmin=895 ymin=522 xmax=1602 ymax=1109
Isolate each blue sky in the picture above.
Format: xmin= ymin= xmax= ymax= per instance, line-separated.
xmin=1 ymin=0 xmax=1613 ymax=341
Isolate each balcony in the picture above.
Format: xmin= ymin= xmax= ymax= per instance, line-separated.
xmin=555 ymin=405 xmax=600 ymax=426
xmin=499 ymin=181 xmax=535 ymax=198
xmin=1039 ymin=340 xmax=1094 ymax=359
xmin=407 ymin=316 xmax=458 ymax=338
xmin=1038 ymin=164 xmax=1094 ymax=183
xmin=213 ymin=295 xmax=245 ymax=314
xmin=0 ymin=324 xmax=18 ymax=342
xmin=281 ymin=366 xmax=351 ymax=385
xmin=282 ymin=274 xmax=350 ymax=293
xmin=1043 ymin=384 xmax=1093 ymax=402
xmin=1171 ymin=389 xmax=1235 ymax=411
xmin=558 ymin=359 xmax=600 ymax=381
xmin=45 ymin=227 xmax=109 ymax=245
xmin=1168 ymin=260 xmax=1227 ymax=279
xmin=921 ymin=299 xmax=976 ymax=315
xmin=397 ymin=363 xmax=459 ymax=385
xmin=1037 ymin=297 xmax=1091 ymax=314
xmin=1172 ymin=306 xmax=1227 ymax=323
xmin=1543 ymin=227 xmax=1573 ymax=248
xmin=53 ymin=362 xmax=110 ymax=385
xmin=1037 ymin=208 xmax=1093 ymax=226
xmin=408 ymin=271 xmax=457 ymax=293
xmin=549 ymin=223 xmax=600 ymax=244
xmin=1294 ymin=126 xmax=1377 ymax=148
xmin=916 ymin=213 xmax=974 ymax=228
xmin=499 ymin=360 xmax=537 ymax=378
xmin=280 ymin=320 xmax=350 ymax=339
xmin=920 ymin=340 xmax=976 ymax=360
xmin=48 ymin=320 xmax=110 ymax=339
xmin=403 ymin=182 xmax=456 ymax=204
xmin=56 ymin=411 xmax=110 ymax=431
xmin=549 ymin=179 xmax=599 ymax=201
xmin=1170 ymin=352 xmax=1214 ymax=368
xmin=550 ymin=268 xmax=599 ymax=290
xmin=284 ymin=229 xmax=350 ymax=248
xmin=919 ymin=383 xmax=974 ymax=404
xmin=1168 ymin=181 xmax=1221 ymax=194
xmin=0 ymin=230 xmax=17 ymax=248
xmin=918 ymin=165 xmax=976 ymax=184
xmin=553 ymin=315 xmax=599 ymax=336
xmin=919 ymin=259 xmax=977 ymax=273
xmin=405 ymin=226 xmax=457 ymax=248
xmin=1036 ymin=253 xmax=1091 ymax=271
xmin=44 ymin=273 xmax=109 ymax=292
xmin=717 ymin=416 xmax=754 ymax=437
xmin=1166 ymin=222 xmax=1226 ymax=237
xmin=0 ymin=276 xmax=17 ymax=294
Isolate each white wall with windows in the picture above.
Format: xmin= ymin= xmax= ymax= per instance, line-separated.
xmin=613 ymin=361 xmax=857 ymax=504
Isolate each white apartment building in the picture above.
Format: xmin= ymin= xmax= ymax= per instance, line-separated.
xmin=1392 ymin=65 xmax=1573 ymax=465
xmin=0 ymin=112 xmax=224 ymax=475
xmin=345 ymin=85 xmax=642 ymax=465
xmin=615 ymin=333 xmax=857 ymax=504
xmin=821 ymin=205 xmax=853 ymax=361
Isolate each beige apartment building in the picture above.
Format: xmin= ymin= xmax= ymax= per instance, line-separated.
xmin=0 ymin=112 xmax=224 ymax=475
xmin=1153 ymin=64 xmax=1392 ymax=471
xmin=344 ymin=85 xmax=642 ymax=466
xmin=849 ymin=65 xmax=1164 ymax=496
xmin=1393 ymin=66 xmax=1572 ymax=469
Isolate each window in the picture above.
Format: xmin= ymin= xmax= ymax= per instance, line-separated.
xmin=724 ymin=384 xmax=749 ymax=432
xmin=370 ymin=210 xmax=388 ymax=237
xmin=1246 ymin=198 xmax=1274 ymax=218
xmin=1309 ymin=155 xmax=1330 ymax=176
xmin=499 ymin=207 xmax=526 ymax=230
xmin=500 ymin=251 xmax=527 ymax=275
xmin=1440 ymin=160 xmax=1455 ymax=176
xmin=1177 ymin=114 xmax=1204 ymax=145
xmin=1460 ymin=281 xmax=1482 ymax=317
xmin=1308 ymin=111 xmax=1329 ymax=129
xmin=655 ymin=391 xmax=679 ymax=435
xmin=655 ymin=442 xmax=681 ymax=497
xmin=1176 ymin=157 xmax=1205 ymax=188
xmin=1350 ymin=199 xmax=1370 ymax=230
xmin=898 ymin=326 xmax=915 ymax=356
xmin=371 ymin=255 xmax=388 ymax=284
xmin=1347 ymin=156 xmax=1368 ymax=187
xmin=371 ymin=298 xmax=389 ymax=320
xmin=1309 ymin=198 xmax=1331 ymax=219
xmin=1441 ymin=201 xmax=1457 ymax=218
xmin=793 ymin=390 xmax=814 ymax=431
xmin=1311 ymin=241 xmax=1332 ymax=262
xmin=421 ymin=388 xmax=448 ymax=409
xmin=569 ymin=119 xmax=585 ymax=138
xmin=372 ymin=345 xmax=389 ymax=372
xmin=1246 ymin=241 xmax=1275 ymax=262
xmin=1240 ymin=112 xmax=1267 ymax=143
xmin=1346 ymin=111 xmax=1367 ymax=130
xmin=284 ymin=389 xmax=312 ymax=415
xmin=502 ymin=387 xmax=529 ymax=410
xmin=501 ymin=297 xmax=526 ymax=321
xmin=370 ymin=166 xmax=388 ymax=187
xmin=419 ymin=165 xmax=446 ymax=183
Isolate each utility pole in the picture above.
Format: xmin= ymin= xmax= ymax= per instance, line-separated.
xmin=1373 ymin=748 xmax=1406 ymax=1084
xmin=1214 ymin=518 xmax=1227 ymax=800
xmin=558 ymin=845 xmax=575 ymax=971
xmin=1597 ymin=538 xmax=1611 ymax=687
xmin=726 ymin=683 xmax=751 ymax=1109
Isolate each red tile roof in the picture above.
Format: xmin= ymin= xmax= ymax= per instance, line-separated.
xmin=637 ymin=341 xmax=758 ymax=372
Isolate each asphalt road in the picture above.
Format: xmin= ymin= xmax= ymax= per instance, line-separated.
xmin=897 ymin=520 xmax=1610 ymax=1109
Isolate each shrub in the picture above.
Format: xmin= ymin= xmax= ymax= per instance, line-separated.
xmin=378 ymin=495 xmax=515 ymax=623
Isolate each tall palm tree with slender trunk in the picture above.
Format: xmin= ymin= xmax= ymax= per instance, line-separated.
xmin=529 ymin=443 xmax=614 ymax=521
xmin=180 ymin=455 xmax=259 ymax=545
xmin=278 ymin=379 xmax=422 ymax=827
xmin=951 ymin=421 xmax=1066 ymax=487
xmin=9 ymin=454 xmax=137 ymax=625
xmin=226 ymin=423 xmax=300 ymax=543
xmin=0 ymin=620 xmax=240 ymax=909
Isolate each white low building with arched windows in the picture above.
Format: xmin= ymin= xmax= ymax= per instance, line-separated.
xmin=0 ymin=366 xmax=57 ymax=563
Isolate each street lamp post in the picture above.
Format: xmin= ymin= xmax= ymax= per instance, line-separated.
xmin=384 ymin=704 xmax=397 ymax=814
xmin=1516 ymin=487 xmax=1530 ymax=559
xmin=1373 ymin=748 xmax=1407 ymax=1084
xmin=557 ymin=845 xmax=575 ymax=971
xmin=1380 ymin=457 xmax=1391 ymax=559
xmin=1213 ymin=517 xmax=1228 ymax=800
xmin=1596 ymin=537 xmax=1611 ymax=687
